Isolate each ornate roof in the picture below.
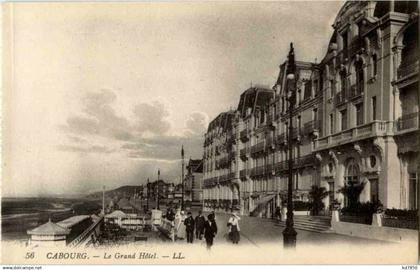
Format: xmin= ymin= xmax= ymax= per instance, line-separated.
xmin=27 ymin=220 xmax=70 ymax=236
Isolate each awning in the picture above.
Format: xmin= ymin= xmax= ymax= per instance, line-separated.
xmin=253 ymin=194 xmax=276 ymax=206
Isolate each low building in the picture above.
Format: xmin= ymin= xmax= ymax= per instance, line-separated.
xmin=184 ymin=159 xmax=203 ymax=206
xmin=105 ymin=210 xmax=145 ymax=230
xmin=27 ymin=219 xmax=70 ymax=247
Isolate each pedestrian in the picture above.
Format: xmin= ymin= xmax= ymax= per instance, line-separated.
xmin=194 ymin=210 xmax=205 ymax=240
xmin=184 ymin=211 xmax=195 ymax=243
xmin=227 ymin=213 xmax=240 ymax=244
xmin=204 ymin=213 xmax=217 ymax=250
xmin=175 ymin=209 xmax=186 ymax=240
xmin=275 ymin=206 xmax=281 ymax=221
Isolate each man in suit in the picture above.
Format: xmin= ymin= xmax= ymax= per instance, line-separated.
xmin=204 ymin=213 xmax=218 ymax=250
xmin=184 ymin=211 xmax=195 ymax=243
xmin=194 ymin=210 xmax=206 ymax=240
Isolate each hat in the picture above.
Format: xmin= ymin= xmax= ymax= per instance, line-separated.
xmin=232 ymin=213 xmax=240 ymax=219
xmin=181 ymin=210 xmax=185 ymax=215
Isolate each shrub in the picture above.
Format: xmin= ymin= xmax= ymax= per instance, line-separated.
xmin=308 ymin=185 xmax=330 ymax=215
xmin=384 ymin=208 xmax=418 ymax=220
xmin=293 ymin=201 xmax=311 ymax=211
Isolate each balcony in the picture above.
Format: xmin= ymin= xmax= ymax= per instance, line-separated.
xmin=348 ymin=83 xmax=363 ymax=99
xmin=266 ymin=163 xmax=275 ymax=176
xmin=251 ymin=142 xmax=265 ymax=156
xmin=274 ymin=161 xmax=287 ymax=174
xmin=314 ymin=120 xmax=393 ymax=151
xmin=294 ymin=155 xmax=315 ymax=168
xmin=250 ymin=166 xmax=265 ymax=178
xmin=395 ymin=112 xmax=419 ymax=133
xmin=239 ymin=169 xmax=247 ymax=180
xmin=291 ymin=128 xmax=301 ymax=142
xmin=240 ymin=129 xmax=250 ymax=142
xmin=397 ymin=60 xmax=419 ymax=80
xmin=240 ymin=148 xmax=249 ymax=161
xmin=276 ymin=133 xmax=287 ymax=146
xmin=304 ymin=120 xmax=320 ymax=137
xmin=335 ymin=91 xmax=347 ymax=106
xmin=265 ymin=136 xmax=276 ymax=151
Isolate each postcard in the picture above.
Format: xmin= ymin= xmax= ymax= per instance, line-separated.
xmin=1 ymin=0 xmax=419 ymax=265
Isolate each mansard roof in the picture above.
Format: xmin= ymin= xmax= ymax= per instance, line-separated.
xmin=207 ymin=110 xmax=235 ymax=133
xmin=237 ymin=87 xmax=274 ymax=118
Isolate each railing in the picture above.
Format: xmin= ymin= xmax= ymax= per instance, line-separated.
xmin=255 ymin=166 xmax=265 ymax=177
xmin=68 ymin=216 xmax=104 ymax=248
xmin=274 ymin=161 xmax=287 ymax=173
xmin=314 ymin=121 xmax=393 ymax=150
xmin=396 ymin=112 xmax=419 ymax=132
xmin=276 ymin=133 xmax=287 ymax=145
xmin=240 ymin=130 xmax=250 ymax=141
xmin=240 ymin=148 xmax=249 ymax=160
xmin=239 ymin=169 xmax=247 ymax=179
xmin=397 ymin=60 xmax=419 ymax=80
xmin=251 ymin=142 xmax=265 ymax=155
xmin=304 ymin=120 xmax=320 ymax=136
xmin=158 ymin=219 xmax=175 ymax=241
xmin=294 ymin=155 xmax=315 ymax=168
xmin=348 ymin=83 xmax=363 ymax=99
xmin=266 ymin=163 xmax=275 ymax=175
xmin=335 ymin=91 xmax=347 ymax=105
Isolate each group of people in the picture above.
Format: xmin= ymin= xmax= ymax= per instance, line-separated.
xmin=172 ymin=210 xmax=218 ymax=249
xmin=166 ymin=208 xmax=241 ymax=248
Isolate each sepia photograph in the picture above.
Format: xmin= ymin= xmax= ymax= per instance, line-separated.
xmin=1 ymin=0 xmax=419 ymax=266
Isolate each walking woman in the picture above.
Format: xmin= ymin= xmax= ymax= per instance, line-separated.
xmin=227 ymin=213 xmax=240 ymax=244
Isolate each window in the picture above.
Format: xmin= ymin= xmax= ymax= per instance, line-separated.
xmin=356 ymin=103 xmax=364 ymax=126
xmin=356 ymin=60 xmax=364 ymax=93
xmin=342 ymin=31 xmax=348 ymax=51
xmin=372 ymin=97 xmax=377 ymax=121
xmin=329 ymin=113 xmax=334 ymax=134
xmin=313 ymin=108 xmax=318 ymax=122
xmin=328 ymin=182 xmax=335 ymax=206
xmin=340 ymin=109 xmax=347 ymax=131
xmin=340 ymin=70 xmax=347 ymax=95
xmin=409 ymin=173 xmax=418 ymax=210
xmin=370 ymin=179 xmax=379 ymax=203
xmin=372 ymin=54 xmax=378 ymax=77
xmin=297 ymin=115 xmax=301 ymax=134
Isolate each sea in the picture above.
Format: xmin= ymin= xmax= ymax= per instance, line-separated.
xmin=1 ymin=197 xmax=102 ymax=241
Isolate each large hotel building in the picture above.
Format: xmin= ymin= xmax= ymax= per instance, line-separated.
xmin=202 ymin=0 xmax=418 ymax=217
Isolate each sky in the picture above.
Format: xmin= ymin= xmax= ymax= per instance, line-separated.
xmin=3 ymin=1 xmax=344 ymax=197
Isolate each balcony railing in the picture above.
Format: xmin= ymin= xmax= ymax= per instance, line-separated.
xmin=251 ymin=141 xmax=265 ymax=156
xmin=276 ymin=133 xmax=287 ymax=146
xmin=266 ymin=163 xmax=275 ymax=175
xmin=239 ymin=169 xmax=247 ymax=179
xmin=266 ymin=136 xmax=275 ymax=150
xmin=250 ymin=166 xmax=265 ymax=178
xmin=304 ymin=120 xmax=321 ymax=136
xmin=335 ymin=91 xmax=347 ymax=105
xmin=240 ymin=129 xmax=250 ymax=142
xmin=240 ymin=148 xmax=249 ymax=160
xmin=348 ymin=83 xmax=363 ymax=99
xmin=314 ymin=120 xmax=393 ymax=151
xmin=396 ymin=112 xmax=419 ymax=132
xmin=294 ymin=155 xmax=315 ymax=168
xmin=274 ymin=161 xmax=287 ymax=173
xmin=397 ymin=60 xmax=419 ymax=80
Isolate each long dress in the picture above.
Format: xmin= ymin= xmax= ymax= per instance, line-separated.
xmin=228 ymin=216 xmax=240 ymax=244
xmin=175 ymin=211 xmax=186 ymax=240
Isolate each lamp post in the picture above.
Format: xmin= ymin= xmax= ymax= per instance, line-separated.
xmin=146 ymin=178 xmax=149 ymax=211
xmin=157 ymin=169 xmax=160 ymax=210
xmin=181 ymin=145 xmax=185 ymax=210
xmin=282 ymin=42 xmax=298 ymax=248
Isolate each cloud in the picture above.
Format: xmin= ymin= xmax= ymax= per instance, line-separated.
xmin=61 ymin=89 xmax=133 ymax=141
xmin=185 ymin=111 xmax=208 ymax=136
xmin=57 ymin=144 xmax=114 ymax=154
xmin=132 ymin=101 xmax=171 ymax=135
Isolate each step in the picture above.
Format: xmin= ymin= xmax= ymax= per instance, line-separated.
xmin=277 ymin=223 xmax=328 ymax=233
xmin=278 ymin=222 xmax=331 ymax=231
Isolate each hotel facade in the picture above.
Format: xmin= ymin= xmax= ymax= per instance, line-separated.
xmin=202 ymin=0 xmax=418 ymax=217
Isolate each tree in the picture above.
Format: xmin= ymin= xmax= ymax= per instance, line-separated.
xmin=308 ymin=185 xmax=330 ymax=216
xmin=337 ymin=182 xmax=365 ymax=208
